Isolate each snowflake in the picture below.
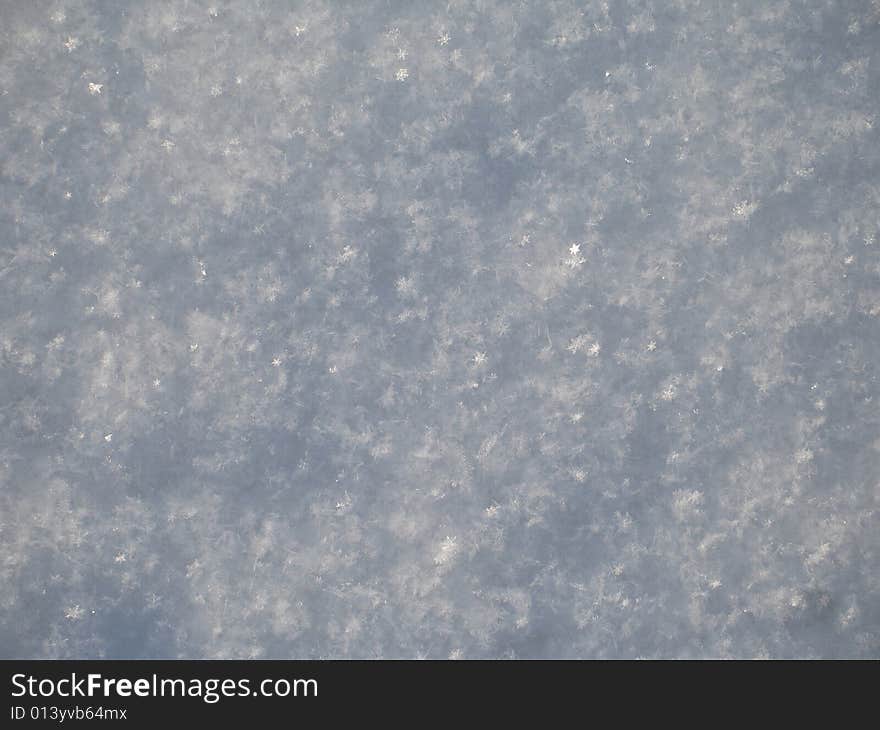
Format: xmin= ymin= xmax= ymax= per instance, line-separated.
xmin=65 ymin=605 xmax=84 ymax=620
xmin=566 ymin=334 xmax=593 ymax=354
xmin=88 ymin=83 xmax=103 ymax=95
xmin=472 ymin=351 xmax=487 ymax=366
xmin=64 ymin=37 xmax=80 ymax=52
xmin=335 ymin=490 xmax=353 ymax=512
xmin=271 ymin=357 xmax=282 ymax=367
xmin=337 ymin=245 xmax=357 ymax=263
xmin=395 ymin=276 xmax=417 ymax=297
xmin=564 ymin=242 xmax=586 ymax=268
xmin=395 ymin=68 xmax=409 ymax=82
xmin=795 ymin=448 xmax=814 ymax=464
xmin=646 ymin=339 xmax=657 ymax=352
xmin=732 ymin=200 xmax=758 ymax=219
xmin=434 ymin=535 xmax=459 ymax=566
xmin=438 ymin=32 xmax=450 ymax=46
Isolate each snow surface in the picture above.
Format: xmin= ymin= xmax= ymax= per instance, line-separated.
xmin=1 ymin=1 xmax=878 ymax=658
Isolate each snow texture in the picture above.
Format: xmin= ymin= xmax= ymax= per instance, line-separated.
xmin=1 ymin=1 xmax=879 ymax=658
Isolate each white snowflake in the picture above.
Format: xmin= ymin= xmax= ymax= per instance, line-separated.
xmin=395 ymin=276 xmax=417 ymax=297
xmin=795 ymin=448 xmax=814 ymax=464
xmin=566 ymin=334 xmax=594 ymax=354
xmin=337 ymin=245 xmax=357 ymax=263
xmin=395 ymin=68 xmax=409 ymax=82
xmin=434 ymin=535 xmax=459 ymax=566
xmin=732 ymin=200 xmax=758 ymax=219
xmin=564 ymin=242 xmax=586 ymax=268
